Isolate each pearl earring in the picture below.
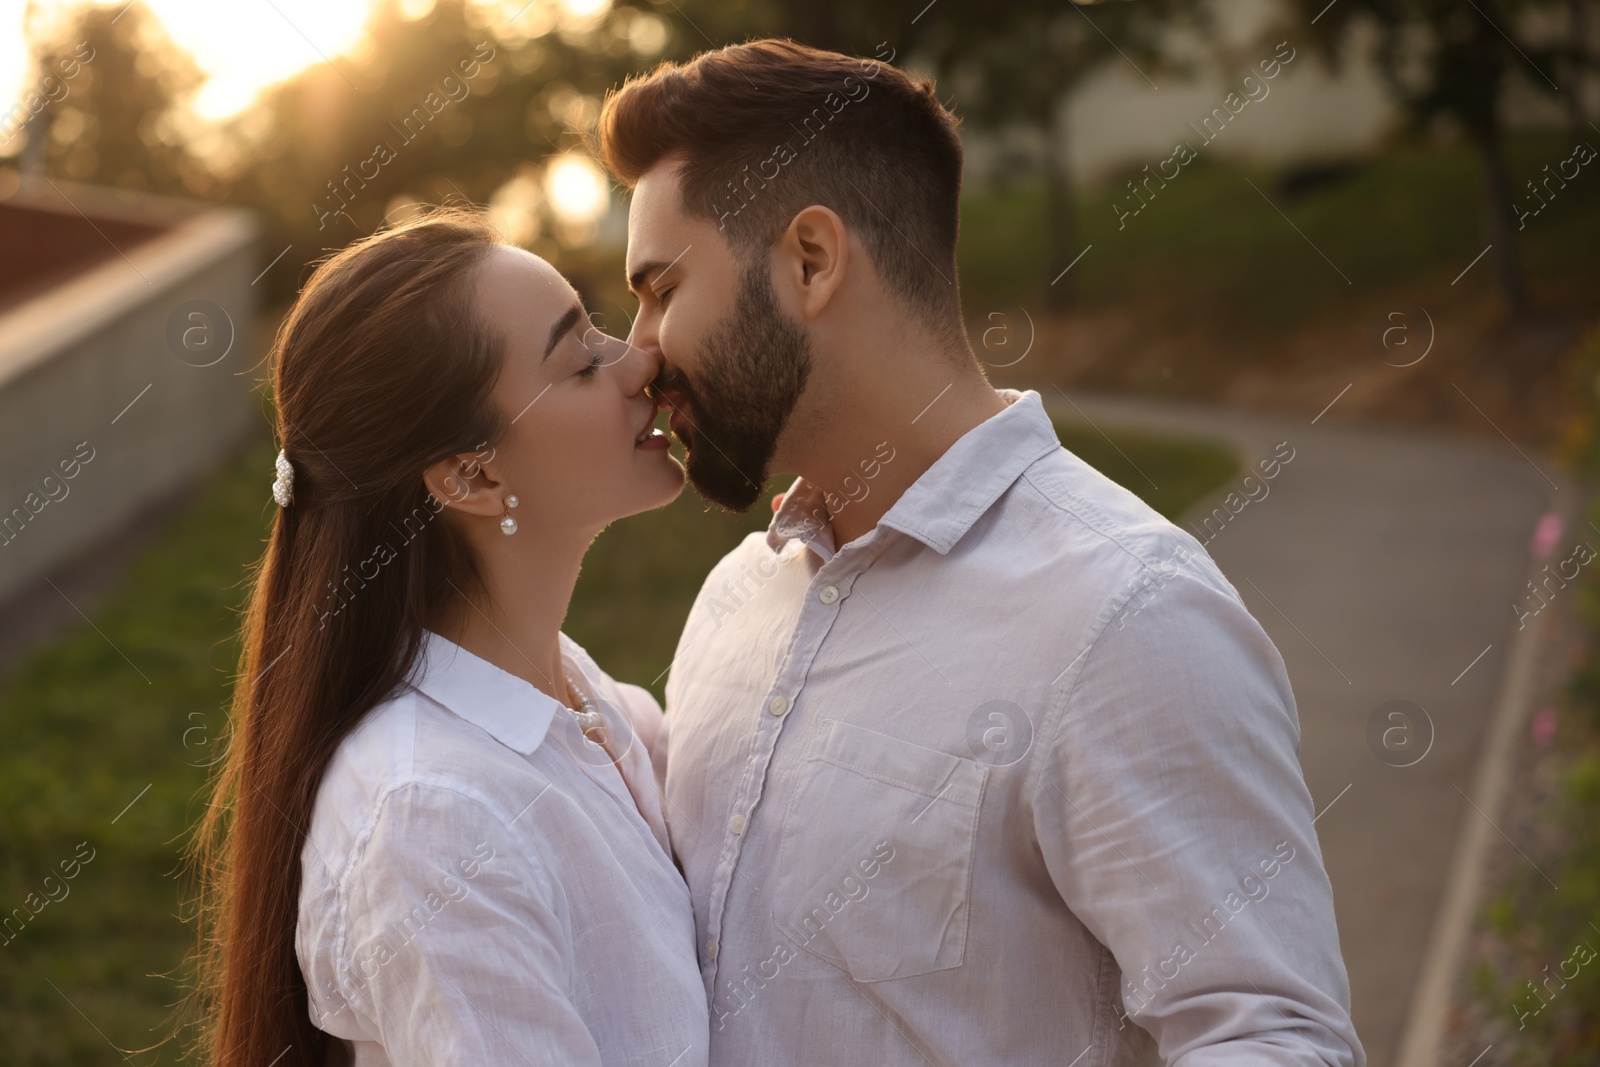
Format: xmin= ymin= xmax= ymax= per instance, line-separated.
xmin=500 ymin=494 xmax=519 ymax=536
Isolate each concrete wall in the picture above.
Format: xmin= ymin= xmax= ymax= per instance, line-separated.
xmin=0 ymin=178 xmax=259 ymax=608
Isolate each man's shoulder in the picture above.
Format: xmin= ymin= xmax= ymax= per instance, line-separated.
xmin=690 ymin=528 xmax=799 ymax=601
xmin=1000 ymin=445 xmax=1228 ymax=593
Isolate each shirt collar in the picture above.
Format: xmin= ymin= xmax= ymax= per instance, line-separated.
xmin=405 ymin=628 xmax=562 ymax=755
xmin=766 ymin=388 xmax=1059 ymax=559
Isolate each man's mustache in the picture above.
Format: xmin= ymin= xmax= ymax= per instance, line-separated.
xmin=650 ymin=367 xmax=695 ymax=404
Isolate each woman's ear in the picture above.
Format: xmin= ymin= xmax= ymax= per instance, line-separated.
xmin=422 ymin=448 xmax=505 ymax=518
xmin=778 ymin=205 xmax=849 ymax=322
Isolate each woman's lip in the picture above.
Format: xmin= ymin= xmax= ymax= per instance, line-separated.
xmin=635 ymin=428 xmax=670 ymax=450
xmin=634 ymin=406 xmax=664 ymax=442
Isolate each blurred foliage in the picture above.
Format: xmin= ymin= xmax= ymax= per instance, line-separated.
xmin=7 ymin=0 xmax=675 ymax=303
xmin=1473 ymin=320 xmax=1600 ymax=1066
xmin=9 ymin=0 xmax=1598 ymax=332
xmin=665 ymin=0 xmax=1209 ymax=307
xmin=8 ymin=0 xmax=1214 ymax=311
xmin=958 ymin=132 xmax=1600 ymax=330
xmin=1292 ymin=0 xmax=1599 ymax=322
xmin=209 ymin=0 xmax=669 ymax=303
xmin=0 ymin=439 xmax=270 ymax=1066
xmin=22 ymin=1 xmax=205 ymax=193
xmin=905 ymin=0 xmax=1206 ymax=308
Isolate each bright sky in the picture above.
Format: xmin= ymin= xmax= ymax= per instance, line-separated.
xmin=1 ymin=0 xmax=619 ymax=223
xmin=3 ymin=0 xmax=383 ymax=121
xmin=1 ymin=0 xmax=618 ymax=120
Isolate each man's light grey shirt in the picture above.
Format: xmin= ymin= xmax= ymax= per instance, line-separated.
xmin=663 ymin=387 xmax=1363 ymax=1066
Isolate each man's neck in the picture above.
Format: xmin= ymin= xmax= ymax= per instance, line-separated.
xmin=798 ymin=357 xmax=1008 ymax=549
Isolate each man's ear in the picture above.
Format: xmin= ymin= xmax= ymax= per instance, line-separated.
xmin=422 ymin=447 xmax=505 ymax=518
xmin=776 ymin=205 xmax=849 ymax=322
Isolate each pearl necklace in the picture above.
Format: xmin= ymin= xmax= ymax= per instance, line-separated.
xmin=564 ymin=672 xmax=607 ymax=735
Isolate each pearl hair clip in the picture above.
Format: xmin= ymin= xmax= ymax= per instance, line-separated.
xmin=272 ymin=448 xmax=294 ymax=507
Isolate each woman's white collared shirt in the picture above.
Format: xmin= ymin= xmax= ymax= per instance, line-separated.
xmin=296 ymin=628 xmax=709 ymax=1067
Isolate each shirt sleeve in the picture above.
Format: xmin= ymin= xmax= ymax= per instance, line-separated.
xmin=328 ymin=780 xmax=603 ymax=1066
xmin=1031 ymin=558 xmax=1365 ymax=1066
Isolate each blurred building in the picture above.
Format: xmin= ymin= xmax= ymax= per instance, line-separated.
xmin=0 ymin=174 xmax=258 ymax=616
xmin=970 ymin=0 xmax=1590 ymax=185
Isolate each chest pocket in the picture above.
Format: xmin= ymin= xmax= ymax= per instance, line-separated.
xmin=770 ymin=716 xmax=988 ymax=982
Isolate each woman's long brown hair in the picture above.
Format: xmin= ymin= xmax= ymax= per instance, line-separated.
xmin=183 ymin=209 xmax=509 ymax=1066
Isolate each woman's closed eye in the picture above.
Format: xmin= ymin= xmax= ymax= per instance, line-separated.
xmin=576 ymin=339 xmax=606 ymax=378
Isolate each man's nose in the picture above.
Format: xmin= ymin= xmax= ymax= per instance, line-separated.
xmin=613 ymin=332 xmax=662 ymax=395
xmin=622 ymin=321 xmax=665 ymax=381
xmin=625 ymin=314 xmax=658 ymax=363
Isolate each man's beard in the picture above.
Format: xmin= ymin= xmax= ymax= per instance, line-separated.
xmin=654 ymin=262 xmax=812 ymax=512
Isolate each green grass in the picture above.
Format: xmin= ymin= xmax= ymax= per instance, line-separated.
xmin=0 ymin=416 xmax=1232 ymax=1064
xmin=957 ymin=133 xmax=1600 ymax=328
xmin=1051 ymin=422 xmax=1238 ymax=529
xmin=0 ymin=448 xmax=270 ymax=1065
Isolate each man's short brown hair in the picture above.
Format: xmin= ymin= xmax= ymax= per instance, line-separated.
xmin=596 ymin=39 xmax=965 ymax=330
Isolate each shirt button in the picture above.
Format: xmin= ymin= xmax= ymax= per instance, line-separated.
xmin=706 ymin=939 xmax=719 ymax=961
xmin=729 ymin=813 xmax=746 ymax=835
xmin=818 ymin=584 xmax=840 ymax=605
xmin=768 ymin=695 xmax=790 ymax=717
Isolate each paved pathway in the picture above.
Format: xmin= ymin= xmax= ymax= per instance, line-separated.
xmin=1045 ymin=390 xmax=1561 ymax=1067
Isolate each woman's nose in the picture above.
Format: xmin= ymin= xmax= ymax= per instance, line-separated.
xmin=596 ymin=330 xmax=659 ymax=392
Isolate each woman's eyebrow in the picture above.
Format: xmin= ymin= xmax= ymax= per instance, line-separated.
xmin=542 ymin=304 xmax=584 ymax=361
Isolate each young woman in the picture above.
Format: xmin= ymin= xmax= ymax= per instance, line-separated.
xmin=187 ymin=209 xmax=707 ymax=1066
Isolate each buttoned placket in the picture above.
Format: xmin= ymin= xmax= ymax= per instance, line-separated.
xmin=696 ymin=525 xmax=896 ymax=994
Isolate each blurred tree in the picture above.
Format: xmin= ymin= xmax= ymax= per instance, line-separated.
xmin=213 ymin=0 xmax=669 ymax=303
xmin=663 ymin=0 xmax=1203 ymax=310
xmin=1559 ymin=0 xmax=1597 ymax=135
xmin=13 ymin=0 xmax=204 ymax=194
xmin=1294 ymin=0 xmax=1593 ymax=322
xmin=911 ymin=0 xmax=1205 ymax=310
